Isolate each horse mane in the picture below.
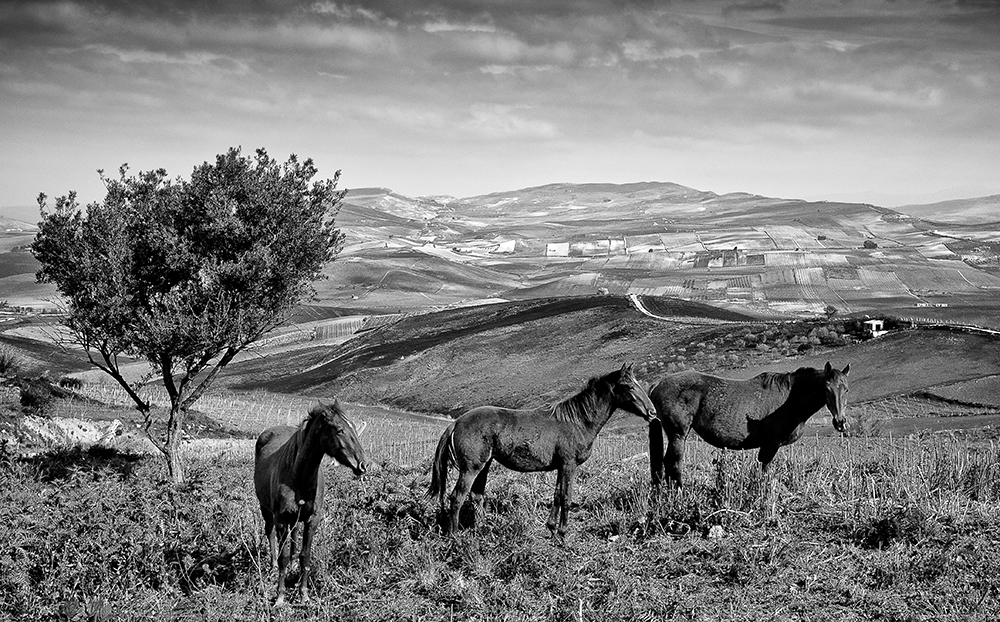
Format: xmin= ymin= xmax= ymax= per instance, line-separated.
xmin=551 ymin=373 xmax=614 ymax=426
xmin=758 ymin=366 xmax=821 ymax=392
xmin=297 ymin=403 xmax=341 ymax=438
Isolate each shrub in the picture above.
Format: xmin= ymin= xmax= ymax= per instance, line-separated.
xmin=0 ymin=347 xmax=22 ymax=378
xmin=57 ymin=376 xmax=83 ymax=389
xmin=19 ymin=377 xmax=55 ymax=414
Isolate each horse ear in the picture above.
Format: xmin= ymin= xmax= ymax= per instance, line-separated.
xmin=824 ymin=362 xmax=833 ymax=374
xmin=842 ymin=363 xmax=850 ymax=376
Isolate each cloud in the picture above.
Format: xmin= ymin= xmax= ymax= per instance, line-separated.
xmin=1 ymin=0 xmax=999 ymax=207
xmin=351 ymin=101 xmax=556 ymax=139
xmin=722 ymin=1 xmax=788 ymax=18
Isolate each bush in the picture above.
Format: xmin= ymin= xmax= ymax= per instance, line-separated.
xmin=57 ymin=376 xmax=83 ymax=389
xmin=0 ymin=347 xmax=22 ymax=378
xmin=19 ymin=377 xmax=55 ymax=414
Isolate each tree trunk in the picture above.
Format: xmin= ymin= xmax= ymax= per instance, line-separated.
xmin=164 ymin=403 xmax=186 ymax=484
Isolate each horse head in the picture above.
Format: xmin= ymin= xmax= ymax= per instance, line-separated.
xmin=314 ymin=400 xmax=369 ymax=477
xmin=611 ymin=362 xmax=657 ymax=422
xmin=822 ymin=362 xmax=851 ymax=432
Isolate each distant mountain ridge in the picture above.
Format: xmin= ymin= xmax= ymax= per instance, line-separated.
xmin=893 ymin=195 xmax=1000 ymax=225
xmin=0 ymin=216 xmax=38 ymax=232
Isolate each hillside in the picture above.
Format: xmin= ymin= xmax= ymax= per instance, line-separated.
xmin=3 ymin=182 xmax=1000 ymax=325
xmin=894 ymin=195 xmax=1000 ymax=226
xmin=221 ymin=295 xmax=1000 ymax=422
xmin=318 ymin=183 xmax=1000 ymax=326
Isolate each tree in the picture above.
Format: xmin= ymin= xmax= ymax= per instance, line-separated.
xmin=32 ymin=148 xmax=345 ymax=483
xmin=824 ymin=304 xmax=839 ymax=320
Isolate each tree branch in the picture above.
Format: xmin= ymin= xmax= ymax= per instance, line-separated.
xmin=180 ymin=346 xmax=241 ymax=411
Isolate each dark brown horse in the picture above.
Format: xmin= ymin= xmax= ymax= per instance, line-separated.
xmin=428 ymin=363 xmax=656 ymax=540
xmin=254 ymin=401 xmax=368 ymax=606
xmin=648 ymin=362 xmax=850 ymax=488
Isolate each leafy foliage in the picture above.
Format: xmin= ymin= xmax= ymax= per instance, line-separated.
xmin=31 ymin=148 xmax=345 ymax=481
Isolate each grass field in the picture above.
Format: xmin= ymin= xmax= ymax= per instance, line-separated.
xmin=5 ymin=374 xmax=1000 ymax=621
xmin=5 ymin=403 xmax=1000 ymax=621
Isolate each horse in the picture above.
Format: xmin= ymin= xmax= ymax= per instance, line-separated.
xmin=648 ymin=362 xmax=850 ymax=488
xmin=428 ymin=363 xmax=657 ymax=541
xmin=253 ymin=400 xmax=368 ymax=606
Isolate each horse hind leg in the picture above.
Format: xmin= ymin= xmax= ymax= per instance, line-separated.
xmin=261 ymin=509 xmax=276 ymax=573
xmin=447 ymin=468 xmax=481 ymax=534
xmin=664 ymin=431 xmax=688 ymax=489
xmin=548 ymin=465 xmax=577 ymax=543
xmin=469 ymin=461 xmax=492 ymax=528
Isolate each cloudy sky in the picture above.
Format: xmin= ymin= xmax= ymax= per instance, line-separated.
xmin=2 ymin=0 xmax=999 ymax=220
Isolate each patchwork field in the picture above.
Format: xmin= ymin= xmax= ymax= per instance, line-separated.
xmin=4 ymin=183 xmax=1000 ymax=326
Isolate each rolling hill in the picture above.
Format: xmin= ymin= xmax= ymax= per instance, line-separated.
xmin=313 ymin=183 xmax=1000 ymax=326
xmin=893 ymin=195 xmax=1000 ymax=226
xmin=215 ymin=294 xmax=1000 ymax=424
xmin=4 ymin=183 xmax=1000 ymax=323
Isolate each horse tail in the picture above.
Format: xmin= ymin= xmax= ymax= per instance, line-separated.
xmin=428 ymin=422 xmax=456 ymax=507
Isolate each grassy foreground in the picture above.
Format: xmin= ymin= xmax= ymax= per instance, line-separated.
xmin=3 ymin=430 xmax=1000 ymax=622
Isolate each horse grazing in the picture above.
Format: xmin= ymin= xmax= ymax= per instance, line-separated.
xmin=254 ymin=400 xmax=368 ymax=606
xmin=648 ymin=362 xmax=850 ymax=488
xmin=428 ymin=363 xmax=656 ymax=540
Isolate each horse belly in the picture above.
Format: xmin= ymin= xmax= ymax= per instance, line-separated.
xmin=494 ymin=435 xmax=559 ymax=472
xmin=692 ymin=406 xmax=757 ymax=450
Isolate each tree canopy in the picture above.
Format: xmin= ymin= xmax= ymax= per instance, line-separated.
xmin=33 ymin=147 xmax=346 ymax=482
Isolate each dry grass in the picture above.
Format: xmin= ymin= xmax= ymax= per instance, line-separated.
xmin=5 ymin=387 xmax=1000 ymax=620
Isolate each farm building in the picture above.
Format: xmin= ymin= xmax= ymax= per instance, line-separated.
xmin=545 ymin=242 xmax=570 ymax=257
xmin=491 ymin=240 xmax=516 ymax=254
xmin=863 ymin=319 xmax=888 ymax=339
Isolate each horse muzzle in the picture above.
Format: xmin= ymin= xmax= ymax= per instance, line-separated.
xmin=352 ymin=461 xmax=368 ymax=479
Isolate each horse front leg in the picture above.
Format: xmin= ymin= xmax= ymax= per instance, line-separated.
xmin=757 ymin=444 xmax=781 ymax=517
xmin=298 ymin=516 xmax=317 ymax=603
xmin=274 ymin=522 xmax=292 ymax=607
xmin=289 ymin=522 xmax=300 ymax=565
xmin=757 ymin=444 xmax=779 ymax=473
xmin=649 ymin=419 xmax=665 ymax=488
xmin=556 ymin=466 xmax=578 ymax=541
xmin=547 ymin=467 xmax=574 ymax=542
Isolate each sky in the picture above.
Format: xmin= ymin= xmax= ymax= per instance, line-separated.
xmin=2 ymin=0 xmax=1000 ymax=221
